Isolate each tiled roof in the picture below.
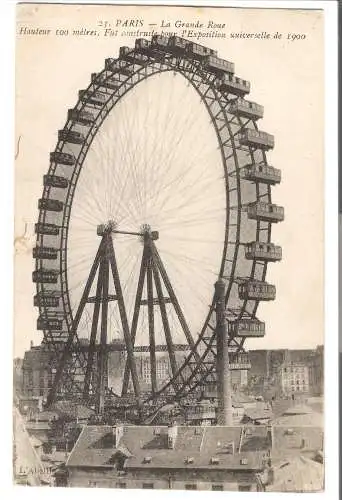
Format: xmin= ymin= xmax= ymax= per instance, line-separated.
xmin=270 ymin=400 xmax=293 ymax=419
xmin=267 ymin=456 xmax=324 ymax=492
xmin=239 ymin=426 xmax=271 ymax=453
xmin=243 ymin=408 xmax=273 ymax=421
xmin=30 ymin=436 xmax=43 ymax=447
xmin=31 ymin=410 xmax=61 ymax=422
xmin=272 ymin=426 xmax=324 ymax=463
xmin=41 ymin=451 xmax=69 ymax=464
xmin=26 ymin=421 xmax=51 ymax=431
xmin=199 ymin=426 xmax=241 ymax=454
xmin=272 ymin=412 xmax=323 ymax=427
xmin=120 ymin=425 xmax=169 ymax=453
xmin=125 ymin=449 xmax=266 ymax=471
xmin=282 ymin=404 xmax=315 ymax=416
xmin=66 ymin=425 xmax=119 ymax=467
xmin=52 ymin=402 xmax=95 ymax=419
xmin=232 ymin=394 xmax=256 ymax=404
xmin=173 ymin=426 xmax=205 ymax=452
xmin=66 ymin=425 xmax=271 ymax=471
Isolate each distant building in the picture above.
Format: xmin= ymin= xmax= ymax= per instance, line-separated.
xmin=21 ymin=342 xmax=188 ymax=398
xmin=278 ymin=361 xmax=310 ymax=396
xmin=13 ymin=357 xmax=23 ymax=397
xmin=22 ymin=345 xmax=54 ymax=398
xmin=20 ymin=343 xmax=324 ymax=412
xmin=247 ymin=347 xmax=324 ymax=398
xmin=139 ymin=354 xmax=171 ymax=386
xmin=308 ymin=346 xmax=324 ymax=396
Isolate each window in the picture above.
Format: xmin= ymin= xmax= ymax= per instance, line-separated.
xmin=142 ymin=483 xmax=154 ymax=489
xmin=185 ymin=484 xmax=197 ymax=490
xmin=116 ymin=482 xmax=126 ymax=489
xmin=212 ymin=485 xmax=224 ymax=491
xmin=238 ymin=485 xmax=252 ymax=492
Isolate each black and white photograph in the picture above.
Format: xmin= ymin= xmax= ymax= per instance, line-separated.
xmin=11 ymin=1 xmax=337 ymax=495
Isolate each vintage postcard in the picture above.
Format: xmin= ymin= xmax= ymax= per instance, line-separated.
xmin=13 ymin=1 xmax=330 ymax=494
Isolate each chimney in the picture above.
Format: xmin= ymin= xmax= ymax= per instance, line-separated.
xmin=267 ymin=467 xmax=274 ymax=485
xmin=114 ymin=425 xmax=124 ymax=447
xmin=38 ymin=397 xmax=43 ymax=412
xmin=30 ymin=340 xmax=34 ymax=349
xmin=167 ymin=423 xmax=178 ymax=449
xmin=267 ymin=424 xmax=274 ymax=449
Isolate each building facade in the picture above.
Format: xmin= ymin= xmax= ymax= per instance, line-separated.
xmin=22 ymin=345 xmax=53 ymax=398
xmin=279 ymin=362 xmax=310 ymax=396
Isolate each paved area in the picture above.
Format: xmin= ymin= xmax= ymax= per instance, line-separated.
xmin=13 ymin=406 xmax=43 ymax=486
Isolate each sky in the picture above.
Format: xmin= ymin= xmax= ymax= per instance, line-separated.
xmin=14 ymin=4 xmax=324 ymax=358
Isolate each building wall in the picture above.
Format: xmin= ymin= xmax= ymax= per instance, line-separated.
xmin=308 ymin=346 xmax=324 ymax=396
xmin=67 ymin=467 xmax=259 ymax=491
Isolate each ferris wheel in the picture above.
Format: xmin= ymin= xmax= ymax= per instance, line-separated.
xmin=33 ymin=35 xmax=283 ymax=415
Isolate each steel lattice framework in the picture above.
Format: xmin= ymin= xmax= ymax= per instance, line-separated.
xmin=33 ymin=36 xmax=283 ymax=418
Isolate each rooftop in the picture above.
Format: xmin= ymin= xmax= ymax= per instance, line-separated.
xmin=66 ymin=425 xmax=119 ymax=468
xmin=125 ymin=449 xmax=266 ymax=471
xmin=272 ymin=405 xmax=323 ymax=426
xmin=67 ymin=425 xmax=271 ymax=471
xmin=243 ymin=407 xmax=273 ymax=422
xmin=271 ymin=425 xmax=324 ymax=463
xmin=52 ymin=402 xmax=95 ymax=420
xmin=267 ymin=455 xmax=324 ymax=492
xmin=282 ymin=404 xmax=316 ymax=416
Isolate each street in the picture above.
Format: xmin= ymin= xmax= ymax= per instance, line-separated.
xmin=13 ymin=406 xmax=43 ymax=486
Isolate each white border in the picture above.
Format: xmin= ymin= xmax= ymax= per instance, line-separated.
xmin=1 ymin=1 xmax=338 ymax=499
